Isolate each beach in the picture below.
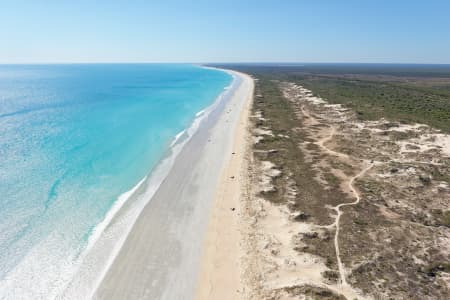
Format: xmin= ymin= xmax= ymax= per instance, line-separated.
xmin=92 ymin=70 xmax=254 ymax=299
xmin=195 ymin=71 xmax=253 ymax=300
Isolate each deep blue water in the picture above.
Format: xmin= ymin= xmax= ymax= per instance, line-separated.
xmin=0 ymin=64 xmax=231 ymax=297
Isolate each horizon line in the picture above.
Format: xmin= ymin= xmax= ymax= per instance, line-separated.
xmin=1 ymin=61 xmax=450 ymax=66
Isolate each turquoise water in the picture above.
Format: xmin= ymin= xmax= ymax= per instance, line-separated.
xmin=0 ymin=64 xmax=231 ymax=297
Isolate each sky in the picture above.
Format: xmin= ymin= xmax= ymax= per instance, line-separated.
xmin=1 ymin=0 xmax=450 ymax=64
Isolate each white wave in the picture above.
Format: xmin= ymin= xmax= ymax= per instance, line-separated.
xmin=170 ymin=129 xmax=187 ymax=147
xmin=195 ymin=108 xmax=205 ymax=117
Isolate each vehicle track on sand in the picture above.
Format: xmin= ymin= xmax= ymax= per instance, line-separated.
xmin=333 ymin=164 xmax=373 ymax=286
xmin=289 ymin=88 xmax=448 ymax=299
xmin=316 ymin=124 xmax=438 ymax=289
xmin=316 ymin=125 xmax=374 ymax=289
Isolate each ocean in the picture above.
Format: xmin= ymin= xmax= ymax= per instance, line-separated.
xmin=0 ymin=64 xmax=232 ymax=299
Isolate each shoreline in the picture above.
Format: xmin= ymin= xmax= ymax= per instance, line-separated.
xmin=59 ymin=67 xmax=238 ymax=299
xmin=88 ymin=69 xmax=253 ymax=299
xmin=195 ymin=71 xmax=253 ymax=299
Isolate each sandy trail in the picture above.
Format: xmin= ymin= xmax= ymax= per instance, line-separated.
xmin=313 ymin=108 xmax=439 ymax=293
xmin=277 ymin=83 xmax=450 ymax=299
xmin=315 ymin=122 xmax=373 ymax=292
xmin=333 ymin=163 xmax=373 ymax=286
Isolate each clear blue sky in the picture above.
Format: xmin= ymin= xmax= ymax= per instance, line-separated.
xmin=1 ymin=0 xmax=450 ymax=64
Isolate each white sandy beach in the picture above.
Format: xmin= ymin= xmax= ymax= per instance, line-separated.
xmin=195 ymin=72 xmax=253 ymax=300
xmin=91 ymin=70 xmax=254 ymax=299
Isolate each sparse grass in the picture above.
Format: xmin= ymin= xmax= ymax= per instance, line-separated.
xmin=421 ymin=261 xmax=450 ymax=277
xmin=252 ymin=77 xmax=351 ymax=226
xmin=282 ymin=284 xmax=346 ymax=300
xmin=431 ymin=209 xmax=450 ymax=227
xmin=213 ymin=64 xmax=450 ymax=133
xmin=250 ymin=74 xmax=350 ymax=275
xmin=430 ymin=166 xmax=450 ymax=183
xmin=296 ymin=76 xmax=450 ymax=133
xmin=219 ymin=64 xmax=450 ymax=299
xmin=322 ymin=270 xmax=340 ymax=283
